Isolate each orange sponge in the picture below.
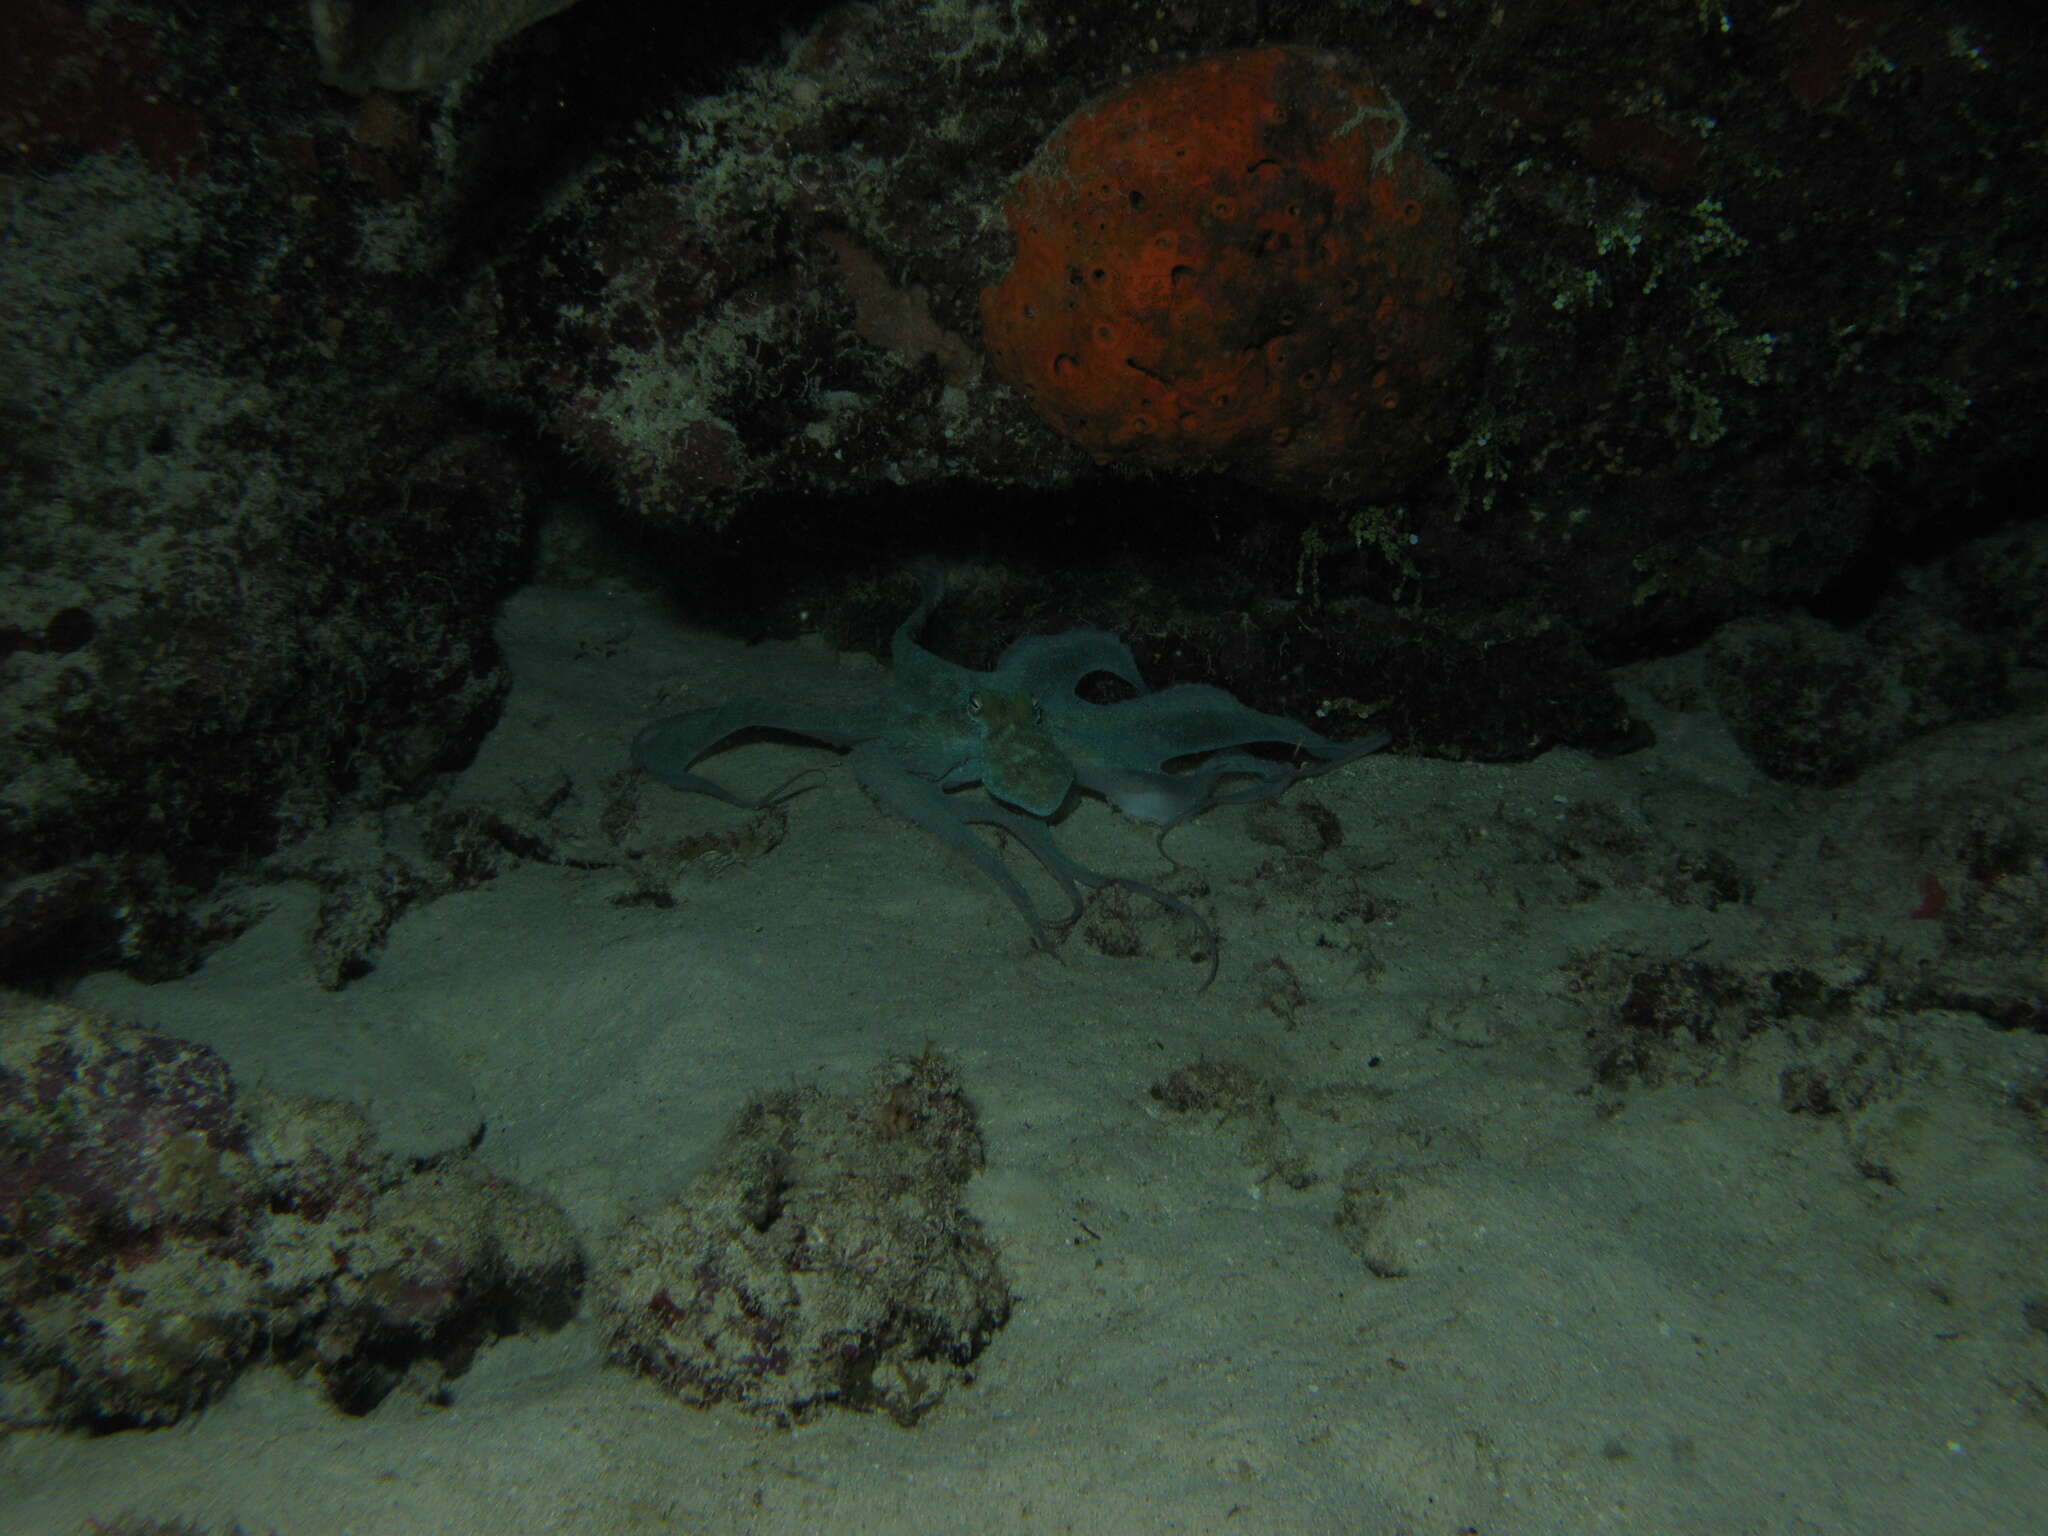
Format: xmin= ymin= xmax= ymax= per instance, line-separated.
xmin=981 ymin=46 xmax=1476 ymax=497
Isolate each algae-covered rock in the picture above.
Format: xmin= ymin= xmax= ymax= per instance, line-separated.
xmin=599 ymin=1050 xmax=1010 ymax=1424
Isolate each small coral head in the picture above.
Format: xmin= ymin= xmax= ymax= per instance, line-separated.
xmin=981 ymin=46 xmax=1477 ymax=498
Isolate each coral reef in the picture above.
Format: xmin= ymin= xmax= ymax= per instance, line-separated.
xmin=0 ymin=25 xmax=535 ymax=986
xmin=0 ymin=993 xmax=581 ymax=1428
xmin=1699 ymin=517 xmax=2041 ymax=788
xmin=981 ymin=46 xmax=1476 ymax=497
xmin=1705 ymin=606 xmax=2009 ymax=786
xmin=462 ymin=0 xmax=2042 ymax=766
xmin=599 ymin=1050 xmax=1009 ymax=1425
xmin=469 ymin=0 xmax=1055 ymax=531
xmin=4 ymin=0 xmax=2043 ymax=989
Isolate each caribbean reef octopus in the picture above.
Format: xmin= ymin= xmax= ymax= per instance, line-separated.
xmin=633 ymin=569 xmax=1388 ymax=985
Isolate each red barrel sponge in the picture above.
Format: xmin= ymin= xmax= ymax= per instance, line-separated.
xmin=981 ymin=46 xmax=1476 ymax=498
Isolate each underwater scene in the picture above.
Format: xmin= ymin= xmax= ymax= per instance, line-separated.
xmin=3 ymin=2 xmax=2046 ymax=1533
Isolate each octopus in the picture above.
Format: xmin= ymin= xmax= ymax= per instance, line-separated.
xmin=632 ymin=569 xmax=1388 ymax=985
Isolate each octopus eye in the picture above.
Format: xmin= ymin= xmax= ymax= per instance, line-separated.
xmin=1032 ymin=701 xmax=1045 ymax=725
xmin=968 ymin=692 xmax=984 ymax=715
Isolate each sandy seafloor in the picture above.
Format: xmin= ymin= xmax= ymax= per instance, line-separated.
xmin=7 ymin=581 xmax=2047 ymax=1536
